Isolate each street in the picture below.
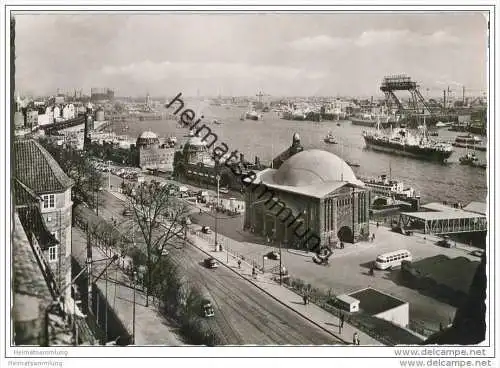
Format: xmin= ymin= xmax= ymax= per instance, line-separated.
xmin=98 ymin=189 xmax=340 ymax=345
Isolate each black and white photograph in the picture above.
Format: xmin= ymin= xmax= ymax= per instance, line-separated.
xmin=2 ymin=2 xmax=497 ymax=367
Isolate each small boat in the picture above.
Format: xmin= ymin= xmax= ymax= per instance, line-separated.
xmin=337 ymin=123 xmax=341 ymax=127
xmin=459 ymin=152 xmax=479 ymax=165
xmin=455 ymin=134 xmax=482 ymax=145
xmin=324 ymin=131 xmax=337 ymax=144
xmin=213 ymin=119 xmax=222 ymax=125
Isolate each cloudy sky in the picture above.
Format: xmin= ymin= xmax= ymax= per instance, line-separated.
xmin=14 ymin=12 xmax=488 ymax=98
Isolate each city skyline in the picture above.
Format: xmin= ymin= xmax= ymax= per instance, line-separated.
xmin=14 ymin=12 xmax=488 ymax=98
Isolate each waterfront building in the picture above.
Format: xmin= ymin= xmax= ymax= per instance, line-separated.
xmin=25 ymin=108 xmax=39 ymax=131
xmin=134 ymin=131 xmax=175 ymax=172
xmin=62 ymin=103 xmax=76 ymax=120
xmin=14 ymin=138 xmax=75 ymax=306
xmin=244 ymin=141 xmax=370 ymax=245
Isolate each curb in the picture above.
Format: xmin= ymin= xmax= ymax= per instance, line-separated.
xmin=187 ymin=236 xmax=351 ymax=345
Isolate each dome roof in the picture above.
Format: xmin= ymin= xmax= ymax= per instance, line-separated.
xmin=185 ymin=136 xmax=207 ymax=147
xmin=138 ymin=131 xmax=158 ymax=139
xmin=274 ymin=149 xmax=357 ymax=187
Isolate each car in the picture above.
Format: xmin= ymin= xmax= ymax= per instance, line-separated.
xmin=204 ymin=257 xmax=218 ymax=269
xmin=436 ymin=239 xmax=452 ymax=248
xmin=219 ymin=187 xmax=229 ymax=194
xmin=201 ymin=299 xmax=214 ymax=318
xmin=436 ymin=236 xmax=452 ymax=248
xmin=470 ymin=249 xmax=485 ymax=258
xmin=265 ymin=251 xmax=280 ymax=260
xmin=201 ymin=226 xmax=212 ymax=234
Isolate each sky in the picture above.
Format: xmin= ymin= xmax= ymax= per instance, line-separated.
xmin=14 ymin=12 xmax=488 ymax=98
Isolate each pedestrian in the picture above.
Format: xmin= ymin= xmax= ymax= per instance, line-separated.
xmin=303 ymin=294 xmax=307 ymax=305
xmin=340 ymin=313 xmax=345 ymax=330
xmin=238 ymin=259 xmax=242 ymax=269
xmin=353 ymin=332 xmax=359 ymax=345
xmin=199 ymin=208 xmax=202 ymax=215
xmin=376 ymin=222 xmax=379 ymax=228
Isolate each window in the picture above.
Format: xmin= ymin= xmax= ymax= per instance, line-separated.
xmin=48 ymin=245 xmax=58 ymax=262
xmin=42 ymin=194 xmax=56 ymax=209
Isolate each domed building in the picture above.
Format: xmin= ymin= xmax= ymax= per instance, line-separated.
xmin=244 ymin=147 xmax=370 ymax=247
xmin=134 ymin=131 xmax=175 ymax=171
xmin=182 ymin=136 xmax=211 ymax=165
xmin=136 ymin=131 xmax=160 ymax=148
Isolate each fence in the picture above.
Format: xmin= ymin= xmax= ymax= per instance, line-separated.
xmin=274 ymin=276 xmax=412 ymax=346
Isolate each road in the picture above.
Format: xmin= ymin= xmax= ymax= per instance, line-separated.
xmin=98 ymin=189 xmax=340 ymax=345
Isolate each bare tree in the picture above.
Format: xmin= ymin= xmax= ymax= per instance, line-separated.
xmin=128 ymin=181 xmax=191 ymax=307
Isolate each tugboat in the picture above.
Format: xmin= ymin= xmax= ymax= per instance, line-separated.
xmin=459 ymin=151 xmax=479 ymax=166
xmin=324 ymin=131 xmax=337 ymax=144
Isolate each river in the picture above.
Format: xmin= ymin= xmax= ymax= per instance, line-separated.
xmin=110 ymin=101 xmax=488 ymax=205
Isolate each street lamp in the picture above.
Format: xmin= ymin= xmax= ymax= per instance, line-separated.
xmin=108 ymin=160 xmax=111 ymax=191
xmin=215 ymin=174 xmax=220 ymax=252
xmin=132 ymin=271 xmax=137 ymax=345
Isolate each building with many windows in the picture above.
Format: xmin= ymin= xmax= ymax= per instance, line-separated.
xmin=244 ymin=143 xmax=370 ymax=246
xmin=133 ymin=131 xmax=175 ymax=171
xmin=13 ymin=138 xmax=74 ymax=303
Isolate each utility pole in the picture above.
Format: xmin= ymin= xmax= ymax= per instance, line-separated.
xmin=215 ymin=174 xmax=220 ymax=251
xmin=132 ymin=271 xmax=137 ymax=345
xmin=279 ymin=240 xmax=283 ymax=286
xmin=86 ymin=230 xmax=93 ymax=316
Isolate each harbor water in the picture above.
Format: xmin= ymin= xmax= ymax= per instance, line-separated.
xmin=110 ymin=102 xmax=488 ymax=206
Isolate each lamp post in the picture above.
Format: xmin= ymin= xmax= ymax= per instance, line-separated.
xmin=132 ymin=271 xmax=137 ymax=345
xmin=108 ymin=160 xmax=111 ymax=191
xmin=279 ymin=241 xmax=283 ymax=286
xmin=215 ymin=174 xmax=220 ymax=251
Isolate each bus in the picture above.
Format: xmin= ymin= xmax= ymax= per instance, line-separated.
xmin=374 ymin=250 xmax=412 ymax=270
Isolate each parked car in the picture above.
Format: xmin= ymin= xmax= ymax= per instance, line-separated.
xmin=219 ymin=187 xmax=229 ymax=194
xmin=204 ymin=257 xmax=218 ymax=269
xmin=266 ymin=251 xmax=280 ymax=260
xmin=470 ymin=249 xmax=485 ymax=258
xmin=201 ymin=299 xmax=214 ymax=318
xmin=201 ymin=226 xmax=212 ymax=234
xmin=436 ymin=236 xmax=452 ymax=248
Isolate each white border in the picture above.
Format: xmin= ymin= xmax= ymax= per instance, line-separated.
xmin=1 ymin=1 xmax=497 ymax=365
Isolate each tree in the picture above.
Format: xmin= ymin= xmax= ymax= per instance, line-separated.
xmin=128 ymin=181 xmax=190 ymax=307
xmin=38 ymin=139 xmax=103 ymax=206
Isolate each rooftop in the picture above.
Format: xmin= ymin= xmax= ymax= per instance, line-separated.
xmin=402 ymin=202 xmax=486 ymax=221
xmin=462 ymin=201 xmax=487 ymax=216
xmin=407 ymin=255 xmax=480 ymax=294
xmin=349 ymin=287 xmax=406 ymax=316
xmin=13 ymin=212 xmax=52 ymax=300
xmin=14 ymin=138 xmax=74 ymax=194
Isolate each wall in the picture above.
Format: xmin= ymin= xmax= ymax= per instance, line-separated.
xmin=40 ymin=188 xmax=73 ymax=302
xmin=374 ymin=303 xmax=409 ymax=328
xmin=138 ymin=147 xmax=175 ymax=171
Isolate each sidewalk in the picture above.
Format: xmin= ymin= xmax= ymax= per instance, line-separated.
xmin=72 ymin=227 xmax=183 ymax=345
xmin=187 ymin=231 xmax=383 ymax=346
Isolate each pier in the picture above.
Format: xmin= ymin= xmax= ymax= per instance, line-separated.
xmin=399 ymin=202 xmax=487 ymax=235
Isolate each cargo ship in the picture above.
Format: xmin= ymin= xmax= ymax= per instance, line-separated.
xmin=362 ymin=120 xmax=454 ymax=162
xmin=350 ymin=113 xmax=399 ymax=128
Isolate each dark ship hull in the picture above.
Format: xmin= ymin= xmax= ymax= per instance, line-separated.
xmin=350 ymin=117 xmax=393 ymax=128
xmin=363 ymin=136 xmax=453 ymax=162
